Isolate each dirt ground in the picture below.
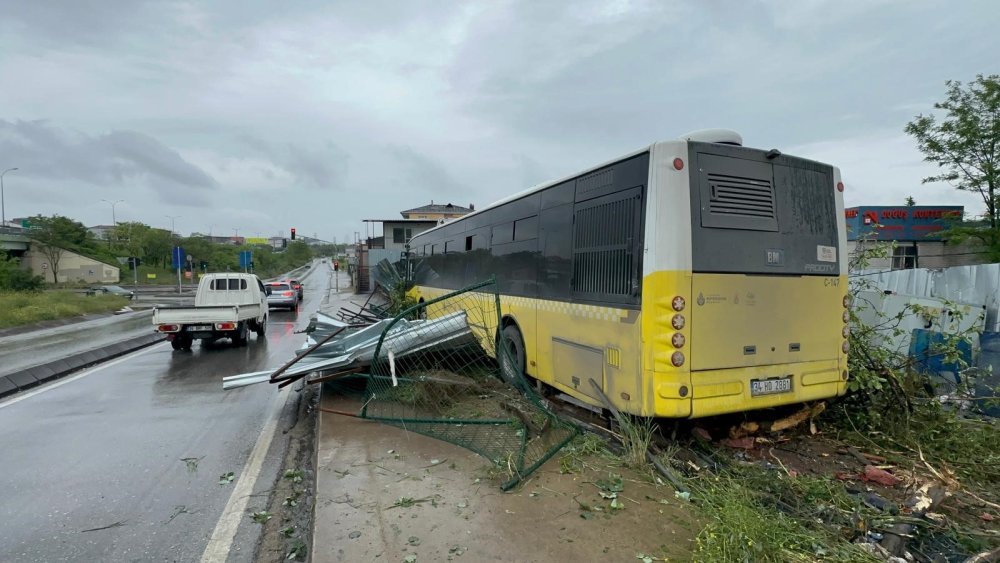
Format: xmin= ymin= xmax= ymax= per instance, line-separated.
xmin=254 ymin=383 xmax=319 ymax=562
xmin=311 ymin=391 xmax=699 ymax=563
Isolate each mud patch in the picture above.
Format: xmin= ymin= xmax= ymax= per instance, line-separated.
xmin=312 ymin=392 xmax=698 ymax=562
xmin=254 ymin=383 xmax=318 ymax=562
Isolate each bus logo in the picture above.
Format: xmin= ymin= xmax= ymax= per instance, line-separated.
xmin=766 ymin=249 xmax=784 ymax=266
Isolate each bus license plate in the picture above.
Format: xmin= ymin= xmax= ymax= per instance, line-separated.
xmin=751 ymin=377 xmax=792 ymax=396
xmin=188 ymin=325 xmax=212 ymax=332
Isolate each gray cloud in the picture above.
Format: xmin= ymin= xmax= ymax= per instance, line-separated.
xmin=0 ymin=0 xmax=997 ymax=236
xmin=239 ymin=136 xmax=349 ymax=190
xmin=386 ymin=145 xmax=467 ymax=198
xmin=0 ymin=119 xmax=216 ymax=206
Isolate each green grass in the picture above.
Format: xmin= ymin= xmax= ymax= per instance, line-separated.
xmin=690 ymin=466 xmax=883 ymax=563
xmin=0 ymin=290 xmax=128 ymax=329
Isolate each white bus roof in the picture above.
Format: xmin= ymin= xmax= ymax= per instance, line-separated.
xmin=411 ymin=129 xmax=743 ymax=241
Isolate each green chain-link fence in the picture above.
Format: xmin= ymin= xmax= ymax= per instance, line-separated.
xmin=358 ymin=277 xmax=580 ymax=490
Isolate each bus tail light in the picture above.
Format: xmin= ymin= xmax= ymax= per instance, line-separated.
xmin=837 ymin=181 xmax=844 ymax=192
xmin=842 ymin=326 xmax=850 ymax=338
xmin=843 ymin=310 xmax=850 ymax=323
xmin=671 ymin=333 xmax=685 ymax=348
xmin=673 ymin=158 xmax=684 ymax=171
xmin=216 ymin=322 xmax=237 ymax=331
xmin=671 ymin=314 xmax=685 ymax=330
xmin=842 ymin=341 xmax=850 ymax=354
xmin=843 ymin=295 xmax=851 ymax=308
xmin=158 ymin=324 xmax=179 ymax=333
xmin=671 ymin=351 xmax=685 ymax=367
xmin=672 ymin=296 xmax=686 ymax=311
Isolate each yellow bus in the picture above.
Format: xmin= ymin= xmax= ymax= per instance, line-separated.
xmin=407 ymin=129 xmax=849 ymax=418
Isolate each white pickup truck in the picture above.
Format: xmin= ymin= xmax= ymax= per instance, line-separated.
xmin=153 ymin=273 xmax=270 ymax=351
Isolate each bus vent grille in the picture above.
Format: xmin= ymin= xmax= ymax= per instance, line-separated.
xmin=576 ymin=169 xmax=614 ymax=197
xmin=707 ymin=173 xmax=775 ymax=219
xmin=572 ymin=191 xmax=640 ymax=299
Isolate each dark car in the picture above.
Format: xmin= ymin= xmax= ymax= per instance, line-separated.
xmin=287 ymin=279 xmax=304 ymax=299
xmin=87 ymin=285 xmax=135 ymax=299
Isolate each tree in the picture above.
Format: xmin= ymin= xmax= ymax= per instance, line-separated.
xmin=285 ymin=241 xmax=313 ymax=265
xmin=905 ymin=74 xmax=1000 ymax=250
xmin=29 ymin=215 xmax=94 ymax=283
xmin=905 ymin=196 xmax=916 ymax=206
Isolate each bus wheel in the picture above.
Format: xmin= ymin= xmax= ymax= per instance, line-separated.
xmin=499 ymin=325 xmax=526 ymax=385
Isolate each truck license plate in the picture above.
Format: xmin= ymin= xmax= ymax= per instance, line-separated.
xmin=188 ymin=325 xmax=212 ymax=332
xmin=750 ymin=376 xmax=792 ymax=396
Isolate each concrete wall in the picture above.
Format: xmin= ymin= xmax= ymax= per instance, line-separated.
xmin=22 ymin=245 xmax=120 ymax=284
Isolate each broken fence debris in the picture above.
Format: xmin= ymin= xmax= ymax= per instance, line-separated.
xmin=222 ymin=310 xmax=476 ymax=390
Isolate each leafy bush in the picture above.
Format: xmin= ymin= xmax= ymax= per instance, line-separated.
xmin=0 ymin=253 xmax=44 ymax=291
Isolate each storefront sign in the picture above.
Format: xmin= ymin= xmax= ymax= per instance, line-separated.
xmin=844 ymin=206 xmax=963 ymax=241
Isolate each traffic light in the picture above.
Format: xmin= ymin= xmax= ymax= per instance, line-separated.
xmin=291 ymin=228 xmax=296 ymax=240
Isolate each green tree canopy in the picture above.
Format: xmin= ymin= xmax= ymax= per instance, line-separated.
xmin=905 ymin=74 xmax=1000 ymax=254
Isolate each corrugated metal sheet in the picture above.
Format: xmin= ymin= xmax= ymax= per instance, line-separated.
xmin=853 ymin=264 xmax=1000 ymax=331
xmin=368 ymin=249 xmax=403 ymax=291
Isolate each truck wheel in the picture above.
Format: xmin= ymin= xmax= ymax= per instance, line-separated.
xmin=177 ymin=334 xmax=193 ymax=351
xmin=256 ymin=316 xmax=266 ymax=338
xmin=171 ymin=337 xmax=182 ymax=351
xmin=233 ymin=323 xmax=248 ymax=347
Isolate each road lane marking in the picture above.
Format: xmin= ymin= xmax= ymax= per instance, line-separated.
xmin=201 ymin=388 xmax=292 ymax=563
xmin=0 ymin=342 xmax=167 ymax=409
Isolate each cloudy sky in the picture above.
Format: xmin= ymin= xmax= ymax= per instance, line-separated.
xmin=1 ymin=0 xmax=997 ymax=242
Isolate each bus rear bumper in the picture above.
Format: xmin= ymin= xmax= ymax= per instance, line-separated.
xmin=654 ymin=360 xmax=847 ymax=419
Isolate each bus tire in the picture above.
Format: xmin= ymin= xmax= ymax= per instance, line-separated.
xmin=499 ymin=324 xmax=526 ymax=384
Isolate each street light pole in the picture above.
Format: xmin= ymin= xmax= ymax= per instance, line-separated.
xmin=165 ymin=215 xmax=181 ymax=237
xmin=102 ymin=199 xmax=124 ymax=225
xmin=102 ymin=199 xmax=124 ymax=247
xmin=1 ymin=167 xmax=19 ymax=227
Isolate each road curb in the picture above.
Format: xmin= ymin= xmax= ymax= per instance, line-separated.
xmin=0 ymin=332 xmax=166 ymax=400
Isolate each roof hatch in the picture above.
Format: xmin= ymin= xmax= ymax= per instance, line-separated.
xmin=679 ymin=128 xmax=743 ymax=146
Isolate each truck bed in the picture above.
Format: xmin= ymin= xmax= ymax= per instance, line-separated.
xmin=152 ymin=304 xmax=262 ymax=326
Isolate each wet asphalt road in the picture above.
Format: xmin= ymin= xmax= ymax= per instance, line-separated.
xmin=0 ymin=311 xmax=155 ymax=378
xmin=0 ymin=263 xmax=332 ymax=562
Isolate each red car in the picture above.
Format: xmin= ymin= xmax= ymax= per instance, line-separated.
xmin=286 ymin=279 xmax=304 ymax=300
